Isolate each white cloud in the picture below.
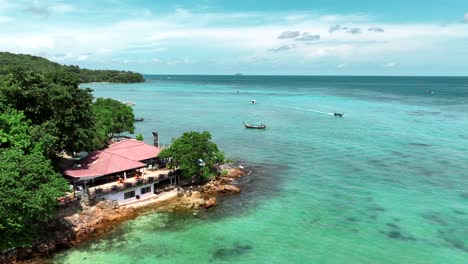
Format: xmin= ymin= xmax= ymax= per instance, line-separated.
xmin=0 ymin=7 xmax=467 ymax=71
xmin=464 ymin=13 xmax=468 ymax=22
xmin=336 ymin=63 xmax=346 ymax=68
xmin=268 ymin=45 xmax=293 ymax=52
xmin=0 ymin=16 xmax=12 ymax=23
xmin=278 ymin=30 xmax=300 ymax=39
xmin=295 ymin=33 xmax=320 ymax=41
xmin=49 ymin=4 xmax=75 ymax=14
xmin=384 ymin=62 xmax=398 ymax=67
xmin=368 ymin=27 xmax=384 ymax=33
xmin=77 ymin=54 xmax=89 ymax=61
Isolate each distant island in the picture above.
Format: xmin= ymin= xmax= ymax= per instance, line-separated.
xmin=0 ymin=52 xmax=145 ymax=83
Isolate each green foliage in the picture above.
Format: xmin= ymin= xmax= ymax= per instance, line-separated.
xmin=0 ymin=70 xmax=96 ymax=155
xmin=0 ymin=104 xmax=68 ymax=250
xmin=0 ymin=105 xmax=31 ymax=149
xmin=136 ymin=133 xmax=144 ymax=141
xmin=0 ymin=52 xmax=144 ymax=83
xmin=0 ymin=147 xmax=68 ymax=250
xmin=93 ymin=98 xmax=135 ymax=142
xmin=220 ymin=169 xmax=229 ymax=176
xmin=78 ymin=68 xmax=145 ymax=83
xmin=159 ymin=131 xmax=224 ymax=181
xmin=0 ymin=52 xmax=140 ymax=250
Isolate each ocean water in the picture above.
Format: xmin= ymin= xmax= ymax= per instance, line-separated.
xmin=53 ymin=76 xmax=468 ymax=263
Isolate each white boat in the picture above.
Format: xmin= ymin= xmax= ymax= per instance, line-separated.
xmin=251 ymin=99 xmax=256 ymax=104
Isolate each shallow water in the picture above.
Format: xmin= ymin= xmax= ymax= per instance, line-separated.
xmin=54 ymin=76 xmax=468 ymax=263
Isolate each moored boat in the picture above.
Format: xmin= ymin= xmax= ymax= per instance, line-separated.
xmin=134 ymin=117 xmax=144 ymax=122
xmin=333 ymin=113 xmax=344 ymax=117
xmin=243 ymin=122 xmax=266 ymax=129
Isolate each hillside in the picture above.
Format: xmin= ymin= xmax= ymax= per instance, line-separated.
xmin=0 ymin=52 xmax=145 ymax=83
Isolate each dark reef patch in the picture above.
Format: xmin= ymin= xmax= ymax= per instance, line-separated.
xmin=438 ymin=230 xmax=468 ymax=253
xmin=211 ymin=243 xmax=253 ymax=260
xmin=386 ymin=230 xmax=416 ymax=241
xmin=367 ymin=205 xmax=386 ymax=212
xmin=460 ymin=192 xmax=468 ymax=199
xmin=408 ymin=143 xmax=431 ymax=147
xmin=422 ymin=213 xmax=448 ymax=226
xmin=203 ymin=160 xmax=288 ymax=222
xmin=407 ymin=110 xmax=441 ymax=116
xmin=453 ymin=210 xmax=466 ymax=215
xmin=386 ymin=222 xmax=400 ymax=229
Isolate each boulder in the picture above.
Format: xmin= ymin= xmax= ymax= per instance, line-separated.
xmin=202 ymin=197 xmax=217 ymax=208
xmin=220 ymin=185 xmax=241 ymax=194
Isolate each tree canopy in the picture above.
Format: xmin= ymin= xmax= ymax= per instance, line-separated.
xmin=0 ymin=52 xmax=144 ymax=83
xmin=0 ymin=70 xmax=96 ymax=156
xmin=0 ymin=53 xmax=140 ymax=250
xmin=0 ymin=147 xmax=68 ymax=250
xmin=0 ymin=102 xmax=68 ymax=250
xmin=159 ymin=131 xmax=224 ymax=181
xmin=93 ymin=98 xmax=135 ymax=145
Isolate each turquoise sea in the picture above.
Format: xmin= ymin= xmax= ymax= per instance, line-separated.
xmin=54 ymin=76 xmax=468 ymax=263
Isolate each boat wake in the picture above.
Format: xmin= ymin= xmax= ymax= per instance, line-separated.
xmin=294 ymin=107 xmax=334 ymax=116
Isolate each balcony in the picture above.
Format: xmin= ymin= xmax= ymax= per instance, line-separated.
xmin=88 ymin=168 xmax=174 ymax=198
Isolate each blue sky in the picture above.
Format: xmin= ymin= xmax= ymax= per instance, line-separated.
xmin=0 ymin=0 xmax=467 ymax=75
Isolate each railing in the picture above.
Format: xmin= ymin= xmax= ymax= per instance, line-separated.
xmin=159 ymin=143 xmax=171 ymax=149
xmin=89 ymin=174 xmax=173 ymax=198
xmin=57 ymin=194 xmax=80 ymax=207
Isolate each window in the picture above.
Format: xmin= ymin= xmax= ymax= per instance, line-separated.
xmin=141 ymin=186 xmax=151 ymax=195
xmin=124 ymin=190 xmax=135 ymax=199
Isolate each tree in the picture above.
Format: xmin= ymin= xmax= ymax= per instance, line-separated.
xmin=159 ymin=131 xmax=224 ymax=181
xmin=0 ymin=70 xmax=96 ymax=156
xmin=0 ymin=147 xmax=69 ymax=250
xmin=0 ymin=104 xmax=69 ymax=250
xmin=0 ymin=104 xmax=31 ymax=150
xmin=93 ymin=98 xmax=135 ymax=144
xmin=0 ymin=52 xmax=144 ymax=83
xmin=136 ymin=133 xmax=144 ymax=141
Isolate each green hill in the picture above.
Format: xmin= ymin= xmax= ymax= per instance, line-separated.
xmin=0 ymin=52 xmax=145 ymax=83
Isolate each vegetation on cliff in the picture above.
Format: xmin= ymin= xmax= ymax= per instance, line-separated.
xmin=0 ymin=100 xmax=69 ymax=249
xmin=0 ymin=65 xmax=136 ymax=250
xmin=159 ymin=131 xmax=224 ymax=181
xmin=0 ymin=52 xmax=144 ymax=83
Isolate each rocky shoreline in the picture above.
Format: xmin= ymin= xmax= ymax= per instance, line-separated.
xmin=1 ymin=165 xmax=247 ymax=264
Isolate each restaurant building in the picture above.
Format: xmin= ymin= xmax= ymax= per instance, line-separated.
xmin=64 ymin=139 xmax=177 ymax=204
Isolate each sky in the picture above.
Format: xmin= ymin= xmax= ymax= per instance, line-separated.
xmin=0 ymin=0 xmax=467 ymax=75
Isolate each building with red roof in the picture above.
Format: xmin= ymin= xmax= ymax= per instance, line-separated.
xmin=65 ymin=139 xmax=177 ymax=204
xmin=64 ymin=139 xmax=160 ymax=180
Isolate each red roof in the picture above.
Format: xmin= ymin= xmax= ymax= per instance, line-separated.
xmin=106 ymin=139 xmax=161 ymax=161
xmin=64 ymin=139 xmax=160 ymax=179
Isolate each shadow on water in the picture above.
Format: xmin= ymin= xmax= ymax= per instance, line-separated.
xmin=199 ymin=160 xmax=288 ymax=221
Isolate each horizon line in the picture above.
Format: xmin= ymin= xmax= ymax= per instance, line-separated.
xmin=140 ymin=73 xmax=468 ymax=78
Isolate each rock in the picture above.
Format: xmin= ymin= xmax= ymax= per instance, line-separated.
xmin=36 ymin=243 xmax=52 ymax=254
xmin=202 ymin=197 xmax=217 ymax=208
xmin=220 ymin=185 xmax=241 ymax=194
xmin=226 ymin=168 xmax=246 ymax=178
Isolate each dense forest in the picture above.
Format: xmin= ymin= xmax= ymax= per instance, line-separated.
xmin=0 ymin=60 xmax=136 ymax=250
xmin=0 ymin=52 xmax=145 ymax=83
